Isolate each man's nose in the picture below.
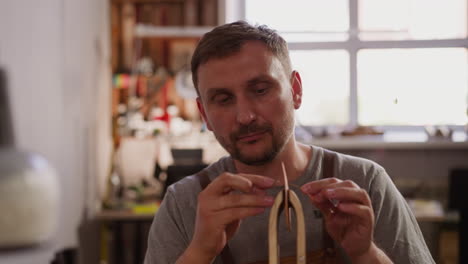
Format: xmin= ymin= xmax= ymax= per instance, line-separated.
xmin=236 ymin=99 xmax=257 ymax=125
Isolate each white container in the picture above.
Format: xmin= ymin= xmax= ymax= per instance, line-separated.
xmin=0 ymin=149 xmax=59 ymax=248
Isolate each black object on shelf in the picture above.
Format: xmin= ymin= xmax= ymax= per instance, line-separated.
xmin=50 ymin=248 xmax=77 ymax=264
xmin=449 ymin=168 xmax=468 ymax=264
xmin=171 ymin=148 xmax=203 ymax=165
xmin=162 ymin=148 xmax=206 ymax=196
xmin=163 ymin=163 xmax=207 ymax=197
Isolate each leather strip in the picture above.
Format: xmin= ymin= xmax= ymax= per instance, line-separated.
xmin=321 ymin=150 xmax=336 ymax=254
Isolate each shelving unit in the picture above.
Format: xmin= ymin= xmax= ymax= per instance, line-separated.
xmin=109 ymin=0 xmax=219 ymax=144
xmin=104 ymin=2 xmax=220 ymax=263
xmin=110 ymin=0 xmax=218 ymax=72
xmin=134 ymin=24 xmax=213 ymax=38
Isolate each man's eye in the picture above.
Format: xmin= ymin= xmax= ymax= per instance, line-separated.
xmin=213 ymin=94 xmax=232 ymax=104
xmin=256 ymin=88 xmax=267 ymax=95
xmin=255 ymin=85 xmax=270 ymax=95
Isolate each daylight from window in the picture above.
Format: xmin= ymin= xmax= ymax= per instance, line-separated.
xmin=245 ymin=0 xmax=468 ymax=127
xmin=359 ymin=0 xmax=467 ymax=40
xmin=358 ymin=48 xmax=467 ymax=125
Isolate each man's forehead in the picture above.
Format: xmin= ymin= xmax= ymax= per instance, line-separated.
xmin=198 ymin=51 xmax=276 ymax=86
xmin=200 ymin=41 xmax=270 ymax=65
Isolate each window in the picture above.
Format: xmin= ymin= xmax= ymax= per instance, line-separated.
xmin=358 ymin=48 xmax=467 ymax=126
xmin=290 ymin=50 xmax=349 ymax=126
xmin=243 ymin=0 xmax=468 ymax=127
xmin=245 ymin=0 xmax=349 ymax=42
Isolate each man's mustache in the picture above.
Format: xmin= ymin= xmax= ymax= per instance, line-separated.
xmin=230 ymin=123 xmax=273 ymax=141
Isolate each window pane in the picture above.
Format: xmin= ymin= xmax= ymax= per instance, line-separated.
xmin=245 ymin=0 xmax=349 ymax=42
xmin=279 ymin=32 xmax=348 ymax=42
xmin=359 ymin=0 xmax=467 ymax=40
xmin=291 ymin=50 xmax=349 ymax=126
xmin=358 ymin=48 xmax=468 ymax=125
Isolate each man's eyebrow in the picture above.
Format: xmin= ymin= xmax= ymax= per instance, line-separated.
xmin=246 ymin=75 xmax=274 ymax=87
xmin=203 ymin=75 xmax=274 ymax=98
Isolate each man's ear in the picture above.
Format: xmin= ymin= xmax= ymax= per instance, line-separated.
xmin=290 ymin=71 xmax=303 ymax=109
xmin=196 ymin=97 xmax=213 ymax=131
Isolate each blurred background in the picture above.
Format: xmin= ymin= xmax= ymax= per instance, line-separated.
xmin=0 ymin=0 xmax=467 ymax=263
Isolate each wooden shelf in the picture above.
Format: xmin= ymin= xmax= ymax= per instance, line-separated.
xmin=112 ymin=0 xmax=184 ymax=4
xmin=135 ymin=24 xmax=213 ymax=38
xmin=303 ymin=131 xmax=468 ymax=150
xmin=0 ymin=243 xmax=56 ymax=264
xmin=96 ymin=209 xmax=154 ymax=221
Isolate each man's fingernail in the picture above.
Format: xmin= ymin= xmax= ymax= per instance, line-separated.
xmin=325 ymin=189 xmax=335 ymax=197
xmin=300 ymin=185 xmax=309 ymax=192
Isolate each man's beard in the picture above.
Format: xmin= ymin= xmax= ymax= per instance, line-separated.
xmin=216 ymin=121 xmax=291 ymax=166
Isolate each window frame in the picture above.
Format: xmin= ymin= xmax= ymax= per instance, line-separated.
xmin=237 ymin=0 xmax=468 ymax=131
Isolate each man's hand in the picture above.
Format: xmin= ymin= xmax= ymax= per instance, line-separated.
xmin=179 ymin=173 xmax=275 ymax=263
xmin=300 ymin=178 xmax=378 ymax=261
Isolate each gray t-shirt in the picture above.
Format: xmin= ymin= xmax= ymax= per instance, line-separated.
xmin=144 ymin=146 xmax=435 ymax=264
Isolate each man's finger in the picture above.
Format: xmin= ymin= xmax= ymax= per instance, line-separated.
xmin=215 ymin=193 xmax=274 ymax=211
xmin=251 ymin=186 xmax=267 ymax=196
xmin=238 ymin=173 xmax=277 ymax=189
xmin=323 ymin=187 xmax=372 ymax=207
xmin=305 ymin=192 xmax=336 ymax=218
xmin=337 ymin=203 xmax=374 ymax=225
xmin=208 ymin=173 xmax=276 ymax=195
xmin=217 ymin=207 xmax=267 ymax=224
xmin=323 ymin=179 xmax=360 ymax=189
xmin=300 ymin=178 xmax=341 ymax=195
xmin=207 ymin=173 xmax=253 ymax=195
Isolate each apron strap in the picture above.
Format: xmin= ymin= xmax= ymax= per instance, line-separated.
xmin=321 ymin=150 xmax=337 ymax=256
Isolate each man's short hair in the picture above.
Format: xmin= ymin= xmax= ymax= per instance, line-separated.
xmin=191 ymin=20 xmax=292 ymax=94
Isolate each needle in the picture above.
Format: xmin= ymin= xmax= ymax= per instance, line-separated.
xmin=281 ymin=162 xmax=289 ymax=191
xmin=281 ymin=162 xmax=292 ymax=231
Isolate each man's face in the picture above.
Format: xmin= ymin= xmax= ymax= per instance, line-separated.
xmin=196 ymin=41 xmax=302 ymax=166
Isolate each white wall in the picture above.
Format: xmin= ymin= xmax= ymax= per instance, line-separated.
xmin=0 ymin=0 xmax=112 ymax=254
